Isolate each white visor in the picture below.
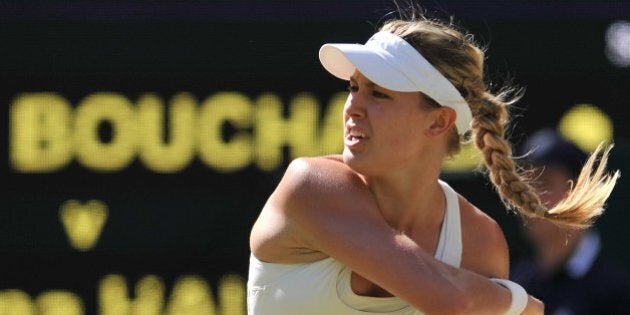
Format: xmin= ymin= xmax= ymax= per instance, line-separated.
xmin=319 ymin=31 xmax=472 ymax=134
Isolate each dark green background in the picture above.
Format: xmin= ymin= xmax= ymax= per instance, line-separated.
xmin=1 ymin=1 xmax=629 ymax=313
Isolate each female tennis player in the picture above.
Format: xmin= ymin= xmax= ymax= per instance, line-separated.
xmin=248 ymin=12 xmax=618 ymax=315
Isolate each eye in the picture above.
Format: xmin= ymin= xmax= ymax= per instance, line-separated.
xmin=347 ymin=84 xmax=359 ymax=93
xmin=372 ymin=90 xmax=390 ymax=99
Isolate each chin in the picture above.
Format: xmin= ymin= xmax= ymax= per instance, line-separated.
xmin=342 ymin=148 xmax=358 ymax=165
xmin=342 ymin=149 xmax=371 ymax=174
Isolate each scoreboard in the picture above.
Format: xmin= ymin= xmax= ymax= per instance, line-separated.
xmin=1 ymin=1 xmax=629 ymax=314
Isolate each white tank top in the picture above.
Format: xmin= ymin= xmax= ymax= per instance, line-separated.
xmin=247 ymin=180 xmax=462 ymax=315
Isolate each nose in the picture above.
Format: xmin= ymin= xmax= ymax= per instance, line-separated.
xmin=343 ymin=92 xmax=366 ymax=120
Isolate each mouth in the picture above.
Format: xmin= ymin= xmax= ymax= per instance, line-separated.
xmin=347 ymin=130 xmax=365 ymax=140
xmin=345 ymin=127 xmax=368 ymax=146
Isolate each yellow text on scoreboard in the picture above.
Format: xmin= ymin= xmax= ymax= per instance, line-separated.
xmin=10 ymin=92 xmax=346 ymax=173
xmin=13 ymin=92 xmax=605 ymax=174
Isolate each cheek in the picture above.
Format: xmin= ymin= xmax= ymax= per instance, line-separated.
xmin=379 ymin=118 xmax=425 ymax=156
xmin=391 ymin=113 xmax=426 ymax=139
xmin=368 ymin=102 xmax=428 ymax=149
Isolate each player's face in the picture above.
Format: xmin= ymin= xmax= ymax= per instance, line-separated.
xmin=342 ymin=71 xmax=440 ymax=175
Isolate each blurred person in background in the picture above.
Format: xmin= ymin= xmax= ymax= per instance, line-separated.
xmin=511 ymin=128 xmax=630 ymax=315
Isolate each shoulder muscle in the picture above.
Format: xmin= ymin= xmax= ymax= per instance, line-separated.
xmin=459 ymin=197 xmax=509 ymax=279
xmin=250 ymin=157 xmax=376 ymax=261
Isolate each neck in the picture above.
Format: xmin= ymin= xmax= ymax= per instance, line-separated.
xmin=362 ymin=159 xmax=445 ymax=234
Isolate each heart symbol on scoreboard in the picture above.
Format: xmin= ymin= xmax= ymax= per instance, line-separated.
xmin=59 ymin=199 xmax=109 ymax=251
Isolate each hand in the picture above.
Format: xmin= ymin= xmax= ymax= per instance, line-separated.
xmin=521 ymin=295 xmax=543 ymax=315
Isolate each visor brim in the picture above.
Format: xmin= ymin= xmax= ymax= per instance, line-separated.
xmin=319 ymin=43 xmax=417 ymax=92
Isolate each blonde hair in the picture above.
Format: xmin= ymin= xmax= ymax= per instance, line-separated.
xmin=381 ymin=18 xmax=620 ymax=228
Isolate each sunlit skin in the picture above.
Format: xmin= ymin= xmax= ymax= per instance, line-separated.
xmin=343 ymin=72 xmax=452 ymax=179
xmin=250 ymin=70 xmax=543 ymax=314
xmin=523 ymin=166 xmax=584 ymax=274
xmin=343 ymin=72 xmax=460 ymax=234
xmin=342 ymin=71 xmax=460 ymax=295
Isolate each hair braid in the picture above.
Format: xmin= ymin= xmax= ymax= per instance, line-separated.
xmin=471 ymin=94 xmax=547 ymax=217
xmin=381 ymin=17 xmax=619 ymax=229
xmin=472 ymin=93 xmax=620 ymax=228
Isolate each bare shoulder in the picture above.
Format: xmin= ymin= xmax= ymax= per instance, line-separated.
xmin=250 ymin=156 xmax=375 ymax=263
xmin=276 ymin=156 xmax=369 ymax=206
xmin=458 ymin=194 xmax=509 ymax=278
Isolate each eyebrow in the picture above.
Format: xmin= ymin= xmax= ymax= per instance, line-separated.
xmin=349 ymin=76 xmax=377 ymax=88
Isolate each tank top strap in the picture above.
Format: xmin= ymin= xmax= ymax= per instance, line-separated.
xmin=434 ymin=180 xmax=462 ymax=268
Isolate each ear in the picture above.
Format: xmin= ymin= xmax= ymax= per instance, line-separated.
xmin=426 ymin=107 xmax=456 ymax=137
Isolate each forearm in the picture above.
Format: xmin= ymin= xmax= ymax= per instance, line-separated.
xmin=437 ymin=260 xmax=512 ymax=314
xmin=392 ymin=237 xmax=512 ymax=314
xmin=357 ymin=235 xmax=512 ymax=314
xmin=419 ymin=252 xmax=539 ymax=315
